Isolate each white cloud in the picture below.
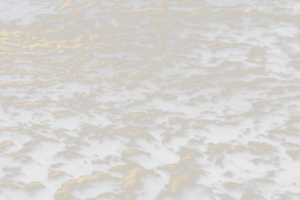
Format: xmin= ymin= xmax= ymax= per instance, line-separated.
xmin=25 ymin=181 xmax=49 ymax=199
xmin=47 ymin=171 xmax=72 ymax=188
xmin=122 ymin=167 xmax=161 ymax=199
xmin=0 ymin=0 xmax=300 ymax=200
xmin=157 ymin=174 xmax=215 ymax=200
xmin=54 ymin=171 xmax=120 ymax=200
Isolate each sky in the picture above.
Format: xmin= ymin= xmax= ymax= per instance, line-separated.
xmin=0 ymin=0 xmax=300 ymax=200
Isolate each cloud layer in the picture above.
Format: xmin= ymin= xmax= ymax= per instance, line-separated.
xmin=1 ymin=0 xmax=300 ymax=199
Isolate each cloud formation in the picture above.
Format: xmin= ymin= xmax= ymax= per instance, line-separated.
xmin=0 ymin=0 xmax=300 ymax=200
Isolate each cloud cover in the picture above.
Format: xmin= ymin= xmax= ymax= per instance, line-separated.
xmin=1 ymin=0 xmax=300 ymax=199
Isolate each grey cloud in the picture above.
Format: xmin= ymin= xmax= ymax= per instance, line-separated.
xmin=242 ymin=193 xmax=265 ymax=200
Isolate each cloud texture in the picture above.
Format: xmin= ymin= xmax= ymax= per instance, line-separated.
xmin=0 ymin=0 xmax=300 ymax=200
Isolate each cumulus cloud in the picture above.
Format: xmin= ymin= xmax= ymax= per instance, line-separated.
xmin=157 ymin=174 xmax=215 ymax=200
xmin=25 ymin=181 xmax=49 ymax=199
xmin=54 ymin=171 xmax=119 ymax=200
xmin=0 ymin=0 xmax=300 ymax=200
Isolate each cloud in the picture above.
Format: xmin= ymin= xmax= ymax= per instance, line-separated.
xmin=54 ymin=171 xmax=119 ymax=200
xmin=157 ymin=174 xmax=215 ymax=200
xmin=0 ymin=0 xmax=67 ymax=25
xmin=122 ymin=167 xmax=162 ymax=199
xmin=0 ymin=0 xmax=300 ymax=200
xmin=25 ymin=181 xmax=49 ymax=199
xmin=242 ymin=193 xmax=265 ymax=200
xmin=0 ymin=179 xmax=25 ymax=199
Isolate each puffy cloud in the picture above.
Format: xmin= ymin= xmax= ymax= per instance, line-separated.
xmin=0 ymin=140 xmax=15 ymax=153
xmin=54 ymin=171 xmax=120 ymax=200
xmin=0 ymin=0 xmax=300 ymax=200
xmin=0 ymin=179 xmax=26 ymax=200
xmin=122 ymin=167 xmax=162 ymax=199
xmin=47 ymin=171 xmax=72 ymax=188
xmin=25 ymin=181 xmax=50 ymax=199
xmin=157 ymin=174 xmax=215 ymax=200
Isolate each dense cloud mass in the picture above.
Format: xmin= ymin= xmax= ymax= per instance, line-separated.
xmin=1 ymin=0 xmax=300 ymax=199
